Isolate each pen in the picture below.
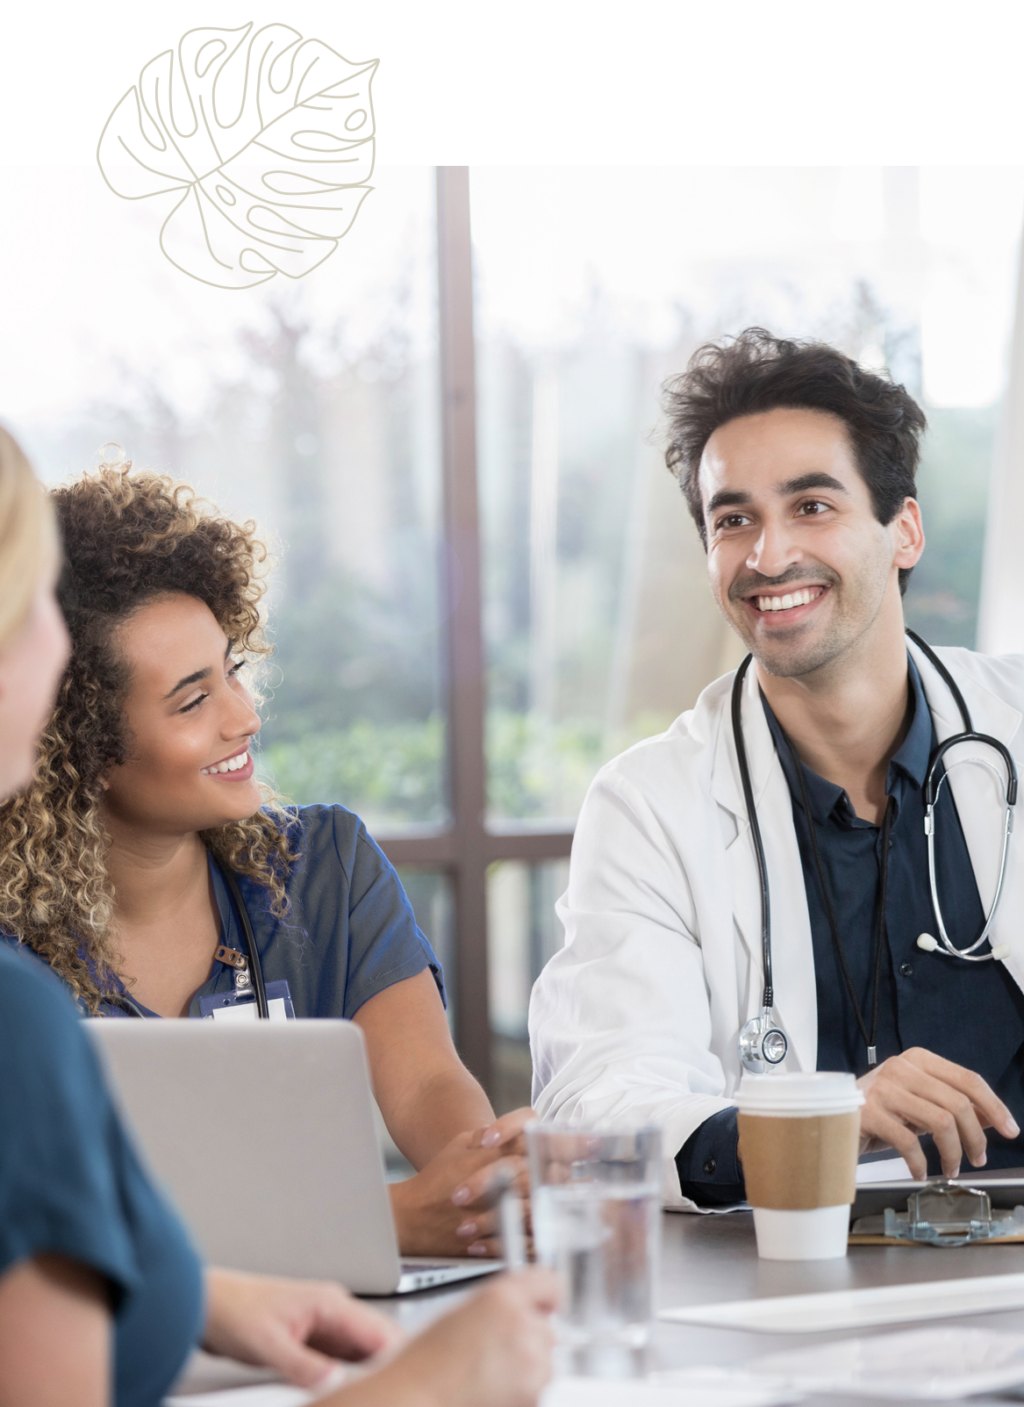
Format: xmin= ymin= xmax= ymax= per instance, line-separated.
xmin=497 ymin=1170 xmax=526 ymax=1269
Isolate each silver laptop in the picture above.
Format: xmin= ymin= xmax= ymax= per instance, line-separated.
xmin=86 ymin=1018 xmax=502 ymax=1295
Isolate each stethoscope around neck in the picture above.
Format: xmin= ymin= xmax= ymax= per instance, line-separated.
xmin=733 ymin=628 xmax=1018 ymax=1075
xmin=107 ymin=860 xmax=270 ymax=1020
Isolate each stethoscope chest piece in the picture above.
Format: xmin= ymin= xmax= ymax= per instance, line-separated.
xmin=739 ymin=1010 xmax=789 ymax=1074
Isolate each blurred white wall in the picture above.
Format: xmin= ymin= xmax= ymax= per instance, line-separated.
xmin=979 ymin=230 xmax=1024 ymax=656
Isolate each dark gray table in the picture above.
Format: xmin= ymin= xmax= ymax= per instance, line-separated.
xmin=379 ymin=1207 xmax=1024 ymax=1404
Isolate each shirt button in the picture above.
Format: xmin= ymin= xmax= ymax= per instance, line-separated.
xmin=900 ymin=962 xmax=914 ymax=977
xmin=703 ymin=1157 xmax=717 ymax=1176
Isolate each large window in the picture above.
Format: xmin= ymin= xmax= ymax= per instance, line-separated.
xmin=3 ymin=164 xmax=462 ymax=1038
xmin=471 ymin=166 xmax=1024 ymax=1100
xmin=2 ymin=165 xmax=1022 ymax=1104
xmin=9 ymin=167 xmax=446 ymax=829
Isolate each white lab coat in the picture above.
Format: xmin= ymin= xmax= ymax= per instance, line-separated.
xmin=529 ymin=642 xmax=1024 ymax=1210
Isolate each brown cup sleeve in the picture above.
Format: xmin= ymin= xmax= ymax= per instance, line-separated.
xmin=737 ymin=1109 xmax=861 ymax=1210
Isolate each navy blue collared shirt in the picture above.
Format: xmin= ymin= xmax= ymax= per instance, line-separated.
xmin=677 ymin=658 xmax=1024 ymax=1205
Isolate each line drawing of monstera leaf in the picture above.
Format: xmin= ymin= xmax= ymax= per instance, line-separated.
xmin=97 ymin=22 xmax=377 ymax=289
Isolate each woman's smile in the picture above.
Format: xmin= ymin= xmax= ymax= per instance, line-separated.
xmin=99 ymin=593 xmax=264 ymax=833
xmin=200 ymin=743 xmax=254 ymax=779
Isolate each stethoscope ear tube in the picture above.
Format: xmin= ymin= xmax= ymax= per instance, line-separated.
xmin=907 ymin=629 xmax=1018 ymax=964
xmin=102 ymin=859 xmax=269 ymax=1019
xmin=218 ymin=863 xmax=270 ymax=1020
xmin=731 ymin=654 xmax=773 ymax=1009
xmin=924 ymin=733 xmax=1018 ymax=808
xmin=110 ymin=992 xmax=151 ymax=1018
xmin=732 ymin=655 xmax=789 ymax=1071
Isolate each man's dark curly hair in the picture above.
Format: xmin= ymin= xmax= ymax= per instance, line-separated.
xmin=662 ymin=328 xmax=928 ymax=594
xmin=0 ymin=462 xmax=297 ymax=1011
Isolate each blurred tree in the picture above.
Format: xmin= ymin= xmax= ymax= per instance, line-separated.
xmin=904 ymin=406 xmax=995 ymax=649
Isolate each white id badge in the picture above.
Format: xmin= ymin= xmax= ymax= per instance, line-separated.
xmin=200 ymin=980 xmax=294 ymax=1021
xmin=210 ymin=996 xmax=291 ymax=1022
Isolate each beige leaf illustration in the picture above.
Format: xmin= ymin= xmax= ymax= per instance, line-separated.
xmin=97 ymin=22 xmax=377 ymax=289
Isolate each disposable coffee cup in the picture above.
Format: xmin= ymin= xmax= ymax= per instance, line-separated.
xmin=736 ymin=1071 xmax=864 ymax=1261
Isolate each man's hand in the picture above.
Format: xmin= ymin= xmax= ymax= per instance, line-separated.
xmin=858 ymin=1047 xmax=1019 ymax=1179
xmin=389 ymin=1107 xmax=533 ymax=1258
xmin=202 ymin=1268 xmax=402 ymax=1389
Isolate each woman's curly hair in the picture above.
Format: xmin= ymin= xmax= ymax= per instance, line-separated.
xmin=0 ymin=459 xmax=298 ymax=1011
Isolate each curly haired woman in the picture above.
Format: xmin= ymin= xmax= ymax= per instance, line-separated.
xmin=0 ymin=460 xmax=529 ymax=1261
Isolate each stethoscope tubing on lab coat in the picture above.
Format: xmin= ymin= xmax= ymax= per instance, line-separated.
xmin=110 ymin=861 xmax=270 ymax=1020
xmin=732 ymin=628 xmax=1018 ymax=1073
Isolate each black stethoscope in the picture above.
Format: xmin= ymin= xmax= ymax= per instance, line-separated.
xmin=108 ymin=861 xmax=270 ymax=1019
xmin=733 ymin=628 xmax=1018 ymax=1075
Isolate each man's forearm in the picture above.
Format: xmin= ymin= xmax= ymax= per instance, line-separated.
xmin=675 ymin=1107 xmax=746 ymax=1207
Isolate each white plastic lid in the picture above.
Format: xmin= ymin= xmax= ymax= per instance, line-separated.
xmin=737 ymin=1071 xmax=864 ymax=1115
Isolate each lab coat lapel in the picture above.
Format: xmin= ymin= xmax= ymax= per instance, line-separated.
xmin=910 ymin=642 xmax=1024 ymax=990
xmin=709 ymin=661 xmax=818 ymax=1071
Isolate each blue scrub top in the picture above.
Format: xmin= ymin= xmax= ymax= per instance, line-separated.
xmin=0 ymin=943 xmax=203 ymax=1406
xmin=91 ymin=804 xmax=444 ymax=1020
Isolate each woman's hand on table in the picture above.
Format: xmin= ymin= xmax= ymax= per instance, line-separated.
xmin=468 ymin=1107 xmax=536 ymax=1161
xmin=330 ymin=1268 xmax=558 ymax=1407
xmin=390 ymin=1107 xmax=535 ymax=1257
xmin=202 ymin=1267 xmax=402 ymax=1389
xmin=461 ymin=1106 xmax=534 ymax=1237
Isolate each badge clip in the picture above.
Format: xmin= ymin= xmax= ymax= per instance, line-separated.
xmin=215 ymin=945 xmax=247 ymax=970
xmin=215 ymin=946 xmax=253 ymax=997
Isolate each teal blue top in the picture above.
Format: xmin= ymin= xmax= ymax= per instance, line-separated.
xmin=0 ymin=943 xmax=203 ymax=1405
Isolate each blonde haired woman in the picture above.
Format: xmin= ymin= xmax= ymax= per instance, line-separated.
xmin=0 ymin=460 xmax=529 ymax=1258
xmin=0 ymin=425 xmax=555 ymax=1407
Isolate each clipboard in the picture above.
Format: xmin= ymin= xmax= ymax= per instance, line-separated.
xmin=849 ymin=1176 xmax=1024 ymax=1246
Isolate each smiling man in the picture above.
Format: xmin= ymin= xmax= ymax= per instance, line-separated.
xmin=529 ymin=328 xmax=1024 ymax=1209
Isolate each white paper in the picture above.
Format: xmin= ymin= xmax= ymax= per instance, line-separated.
xmin=165 ymin=1388 xmax=313 ymax=1407
xmin=856 ymin=1155 xmax=913 ymax=1183
xmin=165 ymin=1359 xmax=350 ymax=1405
xmin=166 ymin=1366 xmax=792 ymax=1407
xmin=660 ymin=1269 xmax=1024 ymax=1334
xmin=752 ymin=1325 xmax=1024 ymax=1399
xmin=540 ymin=1377 xmax=795 ymax=1407
xmin=165 ymin=1374 xmax=790 ymax=1407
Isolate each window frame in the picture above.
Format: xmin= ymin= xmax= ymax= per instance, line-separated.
xmin=374 ymin=169 xmax=572 ymax=1090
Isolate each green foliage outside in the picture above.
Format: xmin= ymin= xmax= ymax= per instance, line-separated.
xmin=34 ymin=294 xmax=998 ymax=836
xmin=260 ymin=715 xmax=446 ymax=827
xmin=903 ymin=405 xmax=995 ymax=649
xmin=260 ymin=381 xmax=998 ymax=830
xmin=486 ymin=711 xmax=605 ymax=822
xmin=259 ymin=708 xmax=676 ymax=829
xmin=485 ymin=709 xmax=675 ymax=821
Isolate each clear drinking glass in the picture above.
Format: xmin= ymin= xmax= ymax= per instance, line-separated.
xmin=526 ymin=1123 xmax=661 ymax=1349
